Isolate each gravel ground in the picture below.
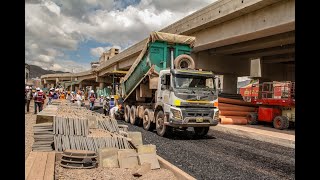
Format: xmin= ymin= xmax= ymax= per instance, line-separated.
xmin=115 ymin=121 xmax=295 ymax=180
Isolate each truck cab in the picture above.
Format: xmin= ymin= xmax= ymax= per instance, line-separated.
xmin=154 ymin=69 xmax=219 ymax=136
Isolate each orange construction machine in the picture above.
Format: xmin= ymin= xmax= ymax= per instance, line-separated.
xmin=246 ymin=81 xmax=295 ymax=130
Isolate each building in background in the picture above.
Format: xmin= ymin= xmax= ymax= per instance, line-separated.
xmin=99 ymin=48 xmax=119 ymax=64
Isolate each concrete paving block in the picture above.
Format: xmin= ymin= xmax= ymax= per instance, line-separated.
xmin=118 ymin=150 xmax=138 ymax=169
xmin=98 ymin=148 xmax=119 ymax=168
xmin=86 ymin=115 xmax=98 ymax=129
xmin=137 ymin=144 xmax=156 ymax=154
xmin=128 ymin=132 xmax=143 ymax=147
xmin=36 ymin=114 xmax=55 ymax=124
xmin=138 ymin=153 xmax=160 ymax=170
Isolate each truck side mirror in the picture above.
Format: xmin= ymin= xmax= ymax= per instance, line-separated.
xmin=161 ymin=77 xmax=166 ymax=85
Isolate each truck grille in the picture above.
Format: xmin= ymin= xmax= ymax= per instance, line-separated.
xmin=186 ymin=112 xmax=209 ymax=117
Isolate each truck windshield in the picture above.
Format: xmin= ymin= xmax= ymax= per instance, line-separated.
xmin=173 ymin=75 xmax=215 ymax=90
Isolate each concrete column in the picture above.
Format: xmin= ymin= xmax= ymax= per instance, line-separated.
xmin=51 ymin=83 xmax=55 ymax=88
xmin=99 ymin=82 xmax=106 ymax=90
xmin=79 ymin=82 xmax=83 ymax=89
xmin=221 ymin=74 xmax=237 ymax=94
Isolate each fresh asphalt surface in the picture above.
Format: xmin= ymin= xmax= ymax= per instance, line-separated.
xmin=92 ymin=107 xmax=295 ymax=180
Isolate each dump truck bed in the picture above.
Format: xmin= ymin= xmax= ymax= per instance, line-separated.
xmin=121 ymin=32 xmax=195 ymax=100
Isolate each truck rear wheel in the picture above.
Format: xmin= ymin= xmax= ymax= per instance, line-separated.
xmin=174 ymin=54 xmax=195 ymax=69
xmin=194 ymin=127 xmax=209 ymax=137
xmin=124 ymin=105 xmax=130 ymax=123
xmin=273 ymin=116 xmax=289 ymax=130
xmin=156 ymin=110 xmax=173 ymax=137
xmin=130 ymin=106 xmax=137 ymax=125
xmin=247 ymin=112 xmax=258 ymax=125
xmin=143 ymin=109 xmax=155 ymax=131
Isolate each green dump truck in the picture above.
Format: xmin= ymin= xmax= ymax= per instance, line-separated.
xmin=120 ymin=32 xmax=219 ymax=137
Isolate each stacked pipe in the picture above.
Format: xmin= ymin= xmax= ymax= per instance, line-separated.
xmin=218 ymin=97 xmax=258 ymax=125
xmin=53 ymin=104 xmax=132 ymax=152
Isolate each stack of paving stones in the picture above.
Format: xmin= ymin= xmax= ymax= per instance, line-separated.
xmin=60 ymin=149 xmax=97 ymax=169
xmin=98 ymin=131 xmax=160 ymax=170
xmin=53 ymin=105 xmax=132 ymax=152
xmin=32 ymin=123 xmax=54 ymax=151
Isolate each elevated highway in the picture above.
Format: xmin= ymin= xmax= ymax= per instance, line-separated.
xmin=41 ymin=0 xmax=295 ymax=93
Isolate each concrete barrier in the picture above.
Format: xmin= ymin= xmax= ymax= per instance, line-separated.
xmin=157 ymin=155 xmax=196 ymax=180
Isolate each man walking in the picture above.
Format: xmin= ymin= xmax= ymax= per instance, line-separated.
xmin=25 ymin=86 xmax=32 ymax=113
xmin=33 ymin=87 xmax=45 ymax=114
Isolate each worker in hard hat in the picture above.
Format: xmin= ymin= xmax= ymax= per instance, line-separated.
xmin=33 ymin=87 xmax=46 ymax=114
xmin=47 ymin=88 xmax=54 ymax=105
xmin=103 ymin=96 xmax=110 ymax=116
xmin=99 ymin=95 xmax=104 ymax=106
xmin=25 ymin=86 xmax=33 ymax=113
xmin=75 ymin=91 xmax=83 ymax=107
xmin=89 ymin=90 xmax=96 ymax=110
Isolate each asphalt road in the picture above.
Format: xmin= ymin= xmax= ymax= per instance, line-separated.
xmin=92 ymin=107 xmax=295 ymax=180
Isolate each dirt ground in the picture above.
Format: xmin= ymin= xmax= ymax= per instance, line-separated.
xmin=55 ymin=161 xmax=176 ymax=180
xmin=25 ymin=100 xmax=177 ymax=180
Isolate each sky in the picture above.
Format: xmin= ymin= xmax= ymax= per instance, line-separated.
xmin=25 ymin=0 xmax=218 ymax=73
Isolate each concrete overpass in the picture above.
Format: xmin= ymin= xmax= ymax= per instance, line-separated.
xmin=41 ymin=0 xmax=295 ymax=93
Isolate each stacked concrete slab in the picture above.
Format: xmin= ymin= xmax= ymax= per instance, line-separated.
xmin=32 ymin=123 xmax=54 ymax=151
xmin=52 ymin=104 xmax=132 ymax=152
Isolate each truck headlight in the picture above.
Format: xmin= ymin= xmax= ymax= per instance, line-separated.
xmin=171 ymin=108 xmax=182 ymax=120
xmin=213 ymin=110 xmax=219 ymax=120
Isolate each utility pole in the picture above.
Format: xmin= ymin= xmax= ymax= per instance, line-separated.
xmin=70 ymin=68 xmax=74 ymax=91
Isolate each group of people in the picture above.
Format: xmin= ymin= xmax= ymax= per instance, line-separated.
xmin=25 ymin=85 xmax=122 ymax=116
xmin=25 ymin=86 xmax=47 ymax=114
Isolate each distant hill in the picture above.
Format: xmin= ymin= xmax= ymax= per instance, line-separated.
xmin=29 ymin=64 xmax=69 ymax=78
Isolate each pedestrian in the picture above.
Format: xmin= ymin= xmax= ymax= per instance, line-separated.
xmin=109 ymin=106 xmax=118 ymax=119
xmin=33 ymin=87 xmax=45 ymax=114
xmin=66 ymin=91 xmax=72 ymax=102
xmin=60 ymin=91 xmax=65 ymax=99
xmin=71 ymin=91 xmax=76 ymax=103
xmin=47 ymin=88 xmax=54 ymax=105
xmin=40 ymin=89 xmax=46 ymax=110
xmin=89 ymin=90 xmax=96 ymax=110
xmin=76 ymin=91 xmax=83 ymax=107
xmin=103 ymin=96 xmax=110 ymax=116
xmin=25 ymin=86 xmax=33 ymax=113
xmin=99 ymin=95 xmax=104 ymax=105
xmin=53 ymin=89 xmax=59 ymax=99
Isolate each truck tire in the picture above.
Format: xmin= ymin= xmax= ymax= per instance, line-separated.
xmin=156 ymin=110 xmax=173 ymax=137
xmin=124 ymin=105 xmax=130 ymax=123
xmin=130 ymin=106 xmax=137 ymax=125
xmin=273 ymin=116 xmax=289 ymax=130
xmin=194 ymin=127 xmax=209 ymax=137
xmin=143 ymin=109 xmax=155 ymax=131
xmin=246 ymin=112 xmax=258 ymax=125
xmin=174 ymin=54 xmax=195 ymax=69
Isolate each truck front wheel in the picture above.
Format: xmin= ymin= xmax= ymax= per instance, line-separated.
xmin=124 ymin=105 xmax=130 ymax=123
xmin=156 ymin=110 xmax=172 ymax=137
xmin=194 ymin=127 xmax=209 ymax=137
xmin=143 ymin=109 xmax=155 ymax=131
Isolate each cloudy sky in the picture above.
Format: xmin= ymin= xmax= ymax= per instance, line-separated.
xmin=25 ymin=0 xmax=217 ymax=73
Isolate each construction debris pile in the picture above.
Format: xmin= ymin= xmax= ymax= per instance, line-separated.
xmin=32 ymin=123 xmax=54 ymax=151
xmin=218 ymin=97 xmax=258 ymax=125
